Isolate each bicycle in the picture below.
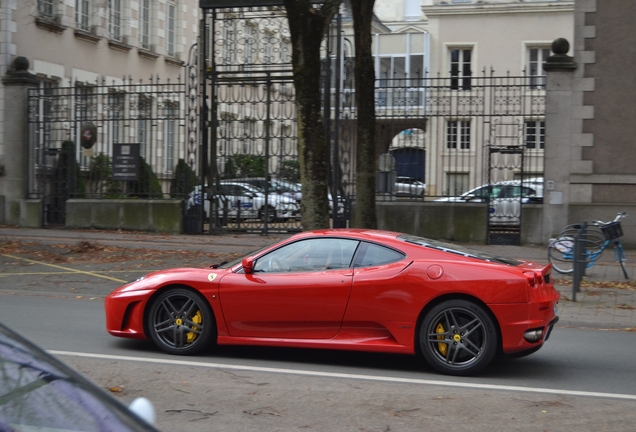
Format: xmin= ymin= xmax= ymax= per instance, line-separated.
xmin=547 ymin=212 xmax=629 ymax=279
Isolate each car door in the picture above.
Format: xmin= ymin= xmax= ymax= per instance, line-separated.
xmin=221 ymin=184 xmax=256 ymax=219
xmin=344 ymin=241 xmax=412 ymax=324
xmin=219 ymin=238 xmax=359 ymax=339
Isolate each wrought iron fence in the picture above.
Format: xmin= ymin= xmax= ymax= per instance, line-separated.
xmin=331 ymin=71 xmax=546 ymax=203
xmin=27 ymin=77 xmax=192 ymax=224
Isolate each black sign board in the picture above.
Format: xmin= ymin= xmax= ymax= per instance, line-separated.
xmin=199 ymin=0 xmax=284 ymax=8
xmin=112 ymin=143 xmax=140 ymax=181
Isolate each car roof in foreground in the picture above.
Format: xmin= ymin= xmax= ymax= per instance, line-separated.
xmin=297 ymin=229 xmax=523 ymax=266
xmin=0 ymin=322 xmax=158 ymax=431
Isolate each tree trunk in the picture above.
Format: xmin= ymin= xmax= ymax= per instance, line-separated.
xmin=350 ymin=0 xmax=377 ymax=229
xmin=283 ymin=0 xmax=341 ymax=230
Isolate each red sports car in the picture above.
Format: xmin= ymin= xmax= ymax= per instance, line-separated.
xmin=105 ymin=229 xmax=559 ymax=376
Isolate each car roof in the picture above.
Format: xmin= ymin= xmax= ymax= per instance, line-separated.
xmin=219 ymin=181 xmax=262 ymax=193
xmin=280 ymin=229 xmax=523 ymax=266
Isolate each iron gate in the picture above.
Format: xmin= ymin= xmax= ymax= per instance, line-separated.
xmin=201 ymin=5 xmax=304 ymax=234
xmin=201 ymin=5 xmax=546 ymax=240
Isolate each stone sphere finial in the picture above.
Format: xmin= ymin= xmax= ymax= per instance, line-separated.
xmin=12 ymin=56 xmax=30 ymax=71
xmin=551 ymin=38 xmax=570 ymax=56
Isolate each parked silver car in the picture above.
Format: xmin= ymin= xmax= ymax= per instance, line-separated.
xmin=434 ymin=178 xmax=543 ymax=224
xmin=232 ymin=177 xmax=345 ymax=214
xmin=394 ymin=176 xmax=426 ymax=197
xmin=188 ymin=181 xmax=300 ymax=222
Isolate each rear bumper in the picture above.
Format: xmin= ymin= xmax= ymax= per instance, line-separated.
xmin=544 ymin=315 xmax=559 ymax=342
xmin=490 ymin=299 xmax=559 ymax=355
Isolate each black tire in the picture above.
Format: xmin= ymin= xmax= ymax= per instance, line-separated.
xmin=547 ymin=236 xmax=575 ymax=274
xmin=419 ymin=299 xmax=498 ymax=376
xmin=259 ymin=205 xmax=277 ymax=223
xmin=548 ymin=225 xmax=605 ymax=274
xmin=147 ymin=288 xmax=215 ymax=355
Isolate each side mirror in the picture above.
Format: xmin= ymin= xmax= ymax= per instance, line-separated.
xmin=129 ymin=397 xmax=156 ymax=425
xmin=242 ymin=257 xmax=255 ymax=274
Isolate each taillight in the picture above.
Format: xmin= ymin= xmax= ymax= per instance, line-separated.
xmin=523 ymin=271 xmax=537 ymax=287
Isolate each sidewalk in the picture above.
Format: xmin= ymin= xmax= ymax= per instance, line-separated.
xmin=1 ymin=226 xmax=634 ymax=331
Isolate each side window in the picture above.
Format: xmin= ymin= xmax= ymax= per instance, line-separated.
xmin=237 ymin=186 xmax=251 ymax=196
xmin=253 ymin=238 xmax=359 ymax=273
xmin=490 ymin=186 xmax=504 ymax=199
xmin=354 ymin=242 xmax=405 ymax=268
xmin=522 ymin=186 xmax=537 ymax=197
xmin=502 ymin=186 xmax=535 ymax=199
xmin=472 ymin=187 xmax=489 ymax=199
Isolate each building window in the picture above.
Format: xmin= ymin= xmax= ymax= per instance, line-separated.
xmin=525 ymin=120 xmax=545 ymax=149
xmin=139 ymin=0 xmax=151 ymax=50
xmin=450 ymin=48 xmax=472 ymax=90
xmin=107 ymin=91 xmax=125 ymax=151
xmin=75 ymin=0 xmax=90 ymax=32
xmin=137 ymin=95 xmax=152 ymax=158
xmin=38 ymin=0 xmax=56 ymax=18
xmin=528 ymin=47 xmax=550 ymax=89
xmin=109 ymin=0 xmax=122 ymax=42
xmin=446 ymin=173 xmax=469 ymax=196
xmin=377 ymin=55 xmax=425 ymax=107
xmin=447 ymin=120 xmax=471 ymax=149
xmin=166 ymin=0 xmax=176 ymax=56
xmin=165 ymin=103 xmax=178 ymax=173
xmin=38 ymin=81 xmax=57 ymax=154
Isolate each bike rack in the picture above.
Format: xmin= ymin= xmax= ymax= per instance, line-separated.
xmin=571 ymin=221 xmax=589 ymax=302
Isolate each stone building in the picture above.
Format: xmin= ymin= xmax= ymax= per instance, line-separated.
xmin=0 ymin=0 xmax=199 ymax=224
xmin=543 ymin=0 xmax=636 ymax=242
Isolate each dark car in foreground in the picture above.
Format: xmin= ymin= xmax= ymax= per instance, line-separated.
xmin=105 ymin=229 xmax=559 ymax=376
xmin=0 ymin=323 xmax=157 ymax=431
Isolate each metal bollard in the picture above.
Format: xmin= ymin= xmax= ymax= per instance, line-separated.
xmin=572 ymin=221 xmax=588 ymax=302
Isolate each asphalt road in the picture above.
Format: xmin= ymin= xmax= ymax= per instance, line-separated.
xmin=1 ymin=245 xmax=636 ymax=431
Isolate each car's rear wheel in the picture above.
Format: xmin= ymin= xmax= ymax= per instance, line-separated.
xmin=419 ymin=299 xmax=497 ymax=376
xmin=259 ymin=205 xmax=277 ymax=223
xmin=147 ymin=288 xmax=215 ymax=355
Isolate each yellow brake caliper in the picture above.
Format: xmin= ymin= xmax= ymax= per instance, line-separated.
xmin=186 ymin=310 xmax=202 ymax=343
xmin=436 ymin=323 xmax=448 ymax=357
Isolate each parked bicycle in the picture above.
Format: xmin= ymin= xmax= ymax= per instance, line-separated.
xmin=547 ymin=212 xmax=628 ymax=279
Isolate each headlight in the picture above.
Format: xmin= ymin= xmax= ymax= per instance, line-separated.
xmin=128 ymin=275 xmax=146 ymax=284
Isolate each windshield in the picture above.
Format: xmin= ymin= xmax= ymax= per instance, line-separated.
xmin=398 ymin=234 xmax=523 ymax=266
xmin=214 ymin=245 xmax=272 ymax=270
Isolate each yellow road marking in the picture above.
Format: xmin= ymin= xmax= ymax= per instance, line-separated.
xmin=1 ymin=254 xmax=127 ymax=283
xmin=0 ymin=270 xmax=156 ymax=277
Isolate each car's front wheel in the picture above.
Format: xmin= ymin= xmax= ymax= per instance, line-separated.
xmin=147 ymin=287 xmax=215 ymax=355
xmin=258 ymin=205 xmax=277 ymax=223
xmin=419 ymin=299 xmax=497 ymax=376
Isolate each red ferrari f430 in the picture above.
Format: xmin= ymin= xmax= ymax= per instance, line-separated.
xmin=105 ymin=229 xmax=559 ymax=376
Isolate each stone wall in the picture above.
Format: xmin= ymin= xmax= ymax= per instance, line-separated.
xmin=66 ymin=199 xmax=183 ymax=233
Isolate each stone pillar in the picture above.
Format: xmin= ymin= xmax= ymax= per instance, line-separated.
xmin=542 ymin=38 xmax=576 ymax=240
xmin=1 ymin=56 xmax=40 ymax=225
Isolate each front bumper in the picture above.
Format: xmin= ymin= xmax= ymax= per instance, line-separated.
xmin=105 ymin=289 xmax=153 ymax=339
